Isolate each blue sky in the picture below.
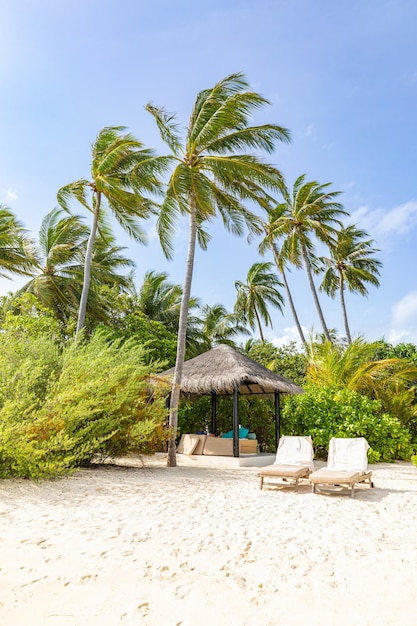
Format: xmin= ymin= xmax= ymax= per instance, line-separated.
xmin=1 ymin=0 xmax=417 ymax=345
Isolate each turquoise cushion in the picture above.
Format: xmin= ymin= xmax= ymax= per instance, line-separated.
xmin=221 ymin=427 xmax=249 ymax=439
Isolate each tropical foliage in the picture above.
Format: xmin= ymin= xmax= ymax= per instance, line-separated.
xmin=245 ymin=339 xmax=308 ymax=387
xmin=307 ymin=337 xmax=417 ymax=427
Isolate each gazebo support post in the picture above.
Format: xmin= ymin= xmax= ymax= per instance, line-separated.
xmin=232 ymin=386 xmax=239 ymax=457
xmin=211 ymin=391 xmax=217 ymax=435
xmin=274 ymin=391 xmax=281 ymax=449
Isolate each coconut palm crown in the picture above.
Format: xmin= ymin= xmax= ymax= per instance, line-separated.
xmin=234 ymin=261 xmax=284 ymax=342
xmin=317 ymin=224 xmax=382 ymax=343
xmin=57 ymin=126 xmax=170 ymax=335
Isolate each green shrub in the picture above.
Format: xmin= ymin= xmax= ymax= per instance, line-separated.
xmin=37 ymin=333 xmax=168 ymax=467
xmin=0 ymin=330 xmax=168 ymax=479
xmin=281 ymin=385 xmax=415 ymax=462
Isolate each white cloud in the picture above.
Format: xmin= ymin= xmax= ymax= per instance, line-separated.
xmin=146 ymin=222 xmax=160 ymax=242
xmin=386 ymin=292 xmax=417 ymax=344
xmin=350 ymin=201 xmax=417 ymax=240
xmin=305 ymin=124 xmax=314 ymax=137
xmin=1 ymin=188 xmax=18 ymax=203
xmin=391 ymin=291 xmax=417 ymax=324
xmin=269 ymin=325 xmax=308 ymax=349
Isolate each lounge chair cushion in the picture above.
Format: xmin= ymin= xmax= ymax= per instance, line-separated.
xmin=177 ymin=434 xmax=199 ymax=455
xmin=274 ymin=435 xmax=315 ymax=471
xmin=260 ymin=464 xmax=310 ymax=479
xmin=309 ymin=468 xmax=360 ymax=484
xmin=192 ymin=434 xmax=207 ymax=455
xmin=327 ymin=437 xmax=369 ymax=473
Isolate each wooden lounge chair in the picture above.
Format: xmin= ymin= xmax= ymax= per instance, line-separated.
xmin=309 ymin=437 xmax=374 ymax=498
xmin=259 ymin=435 xmax=315 ymax=492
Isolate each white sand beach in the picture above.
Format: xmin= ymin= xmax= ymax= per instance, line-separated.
xmin=1 ymin=455 xmax=416 ymax=626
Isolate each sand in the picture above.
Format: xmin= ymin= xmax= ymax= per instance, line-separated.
xmin=0 ymin=454 xmax=416 ymax=626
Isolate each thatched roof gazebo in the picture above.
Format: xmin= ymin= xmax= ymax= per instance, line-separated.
xmin=157 ymin=344 xmax=304 ymax=457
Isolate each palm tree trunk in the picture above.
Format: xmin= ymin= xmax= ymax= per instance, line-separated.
xmin=76 ymin=193 xmax=100 ymax=335
xmin=167 ymin=203 xmax=197 ymax=467
xmin=254 ymin=306 xmax=265 ymax=342
xmin=339 ymin=273 xmax=352 ymax=344
xmin=272 ymin=243 xmax=307 ymax=347
xmin=301 ymin=242 xmax=332 ymax=342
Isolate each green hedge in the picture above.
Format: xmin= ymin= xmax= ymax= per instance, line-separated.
xmin=281 ymin=385 xmax=415 ymax=462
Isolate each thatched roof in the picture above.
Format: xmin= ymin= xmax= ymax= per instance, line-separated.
xmin=156 ymin=344 xmax=304 ymax=396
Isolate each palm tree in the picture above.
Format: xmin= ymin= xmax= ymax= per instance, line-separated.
xmin=234 ymin=261 xmax=285 ymax=341
xmin=317 ymin=224 xmax=382 ymax=343
xmin=269 ymin=175 xmax=348 ymax=342
xmin=0 ymin=205 xmax=33 ymax=278
xmin=136 ymin=270 xmax=195 ymax=334
xmin=18 ymin=208 xmax=87 ymax=320
xmin=57 ymin=126 xmax=169 ymax=335
xmin=146 ymin=72 xmax=290 ymax=466
xmin=19 ymin=208 xmax=135 ymax=324
xmin=190 ymin=302 xmax=250 ymax=355
xmin=258 ymin=206 xmax=307 ymax=347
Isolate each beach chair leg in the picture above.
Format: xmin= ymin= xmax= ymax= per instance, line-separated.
xmin=350 ymin=485 xmax=355 ymax=498
xmin=259 ymin=475 xmax=264 ymax=490
xmin=311 ymin=483 xmax=316 ymax=494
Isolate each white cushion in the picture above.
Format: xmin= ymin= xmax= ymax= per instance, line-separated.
xmin=327 ymin=437 xmax=369 ymax=473
xmin=274 ymin=435 xmax=315 ymax=471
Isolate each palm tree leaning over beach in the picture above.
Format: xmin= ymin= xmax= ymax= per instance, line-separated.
xmin=317 ymin=224 xmax=382 ymax=344
xmin=146 ymin=72 xmax=290 ymax=466
xmin=268 ymin=175 xmax=348 ymax=343
xmin=258 ymin=206 xmax=308 ymax=348
xmin=57 ymin=126 xmax=169 ymax=336
xmin=234 ymin=261 xmax=285 ymax=342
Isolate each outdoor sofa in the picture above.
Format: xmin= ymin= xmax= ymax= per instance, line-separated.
xmin=177 ymin=433 xmax=258 ymax=456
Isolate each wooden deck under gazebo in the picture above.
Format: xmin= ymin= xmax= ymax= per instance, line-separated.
xmin=156 ymin=344 xmax=304 ymax=458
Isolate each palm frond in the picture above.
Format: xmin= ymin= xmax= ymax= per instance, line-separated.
xmin=146 ymin=104 xmax=183 ymax=155
xmin=57 ymin=180 xmax=91 ymax=212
